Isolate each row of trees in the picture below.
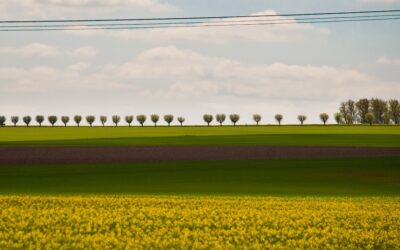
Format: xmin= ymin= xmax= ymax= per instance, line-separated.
xmin=0 ymin=113 xmax=338 ymax=127
xmin=0 ymin=100 xmax=399 ymax=127
xmin=0 ymin=115 xmax=186 ymax=127
xmin=337 ymin=98 xmax=400 ymax=125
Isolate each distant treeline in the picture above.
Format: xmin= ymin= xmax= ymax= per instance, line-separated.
xmin=336 ymin=98 xmax=399 ymax=125
xmin=0 ymin=99 xmax=399 ymax=127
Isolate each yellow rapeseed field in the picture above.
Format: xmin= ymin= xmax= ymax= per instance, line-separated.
xmin=0 ymin=196 xmax=399 ymax=249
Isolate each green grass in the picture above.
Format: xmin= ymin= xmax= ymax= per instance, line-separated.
xmin=0 ymin=157 xmax=399 ymax=196
xmin=1 ymin=126 xmax=400 ymax=147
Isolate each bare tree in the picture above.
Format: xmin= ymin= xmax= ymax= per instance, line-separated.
xmin=334 ymin=113 xmax=342 ymax=125
xmin=112 ymin=115 xmax=121 ymax=127
xmin=253 ymin=114 xmax=262 ymax=126
xmin=86 ymin=116 xmax=96 ymax=127
xmin=356 ymin=98 xmax=370 ymax=124
xmin=23 ymin=116 xmax=32 ymax=127
xmin=164 ymin=115 xmax=174 ymax=126
xmin=74 ymin=115 xmax=82 ymax=127
xmin=370 ymin=98 xmax=387 ymax=124
xmin=0 ymin=116 xmax=5 ymax=127
xmin=365 ymin=113 xmax=374 ymax=126
xmin=177 ymin=117 xmax=185 ymax=126
xmin=125 ymin=115 xmax=134 ymax=127
xmin=203 ymin=114 xmax=213 ymax=126
xmin=11 ymin=116 xmax=19 ymax=127
xmin=36 ymin=115 xmax=44 ymax=127
xmin=137 ymin=115 xmax=146 ymax=127
xmin=229 ymin=114 xmax=240 ymax=126
xmin=151 ymin=114 xmax=159 ymax=127
xmin=319 ymin=113 xmax=329 ymax=125
xmin=61 ymin=116 xmax=70 ymax=127
xmin=100 ymin=116 xmax=107 ymax=126
xmin=389 ymin=99 xmax=400 ymax=124
xmin=216 ymin=114 xmax=226 ymax=126
xmin=297 ymin=115 xmax=307 ymax=125
xmin=48 ymin=116 xmax=58 ymax=127
xmin=275 ymin=114 xmax=283 ymax=125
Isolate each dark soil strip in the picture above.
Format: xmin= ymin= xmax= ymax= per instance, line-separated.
xmin=1 ymin=146 xmax=400 ymax=165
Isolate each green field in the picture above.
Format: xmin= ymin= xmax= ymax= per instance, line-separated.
xmin=1 ymin=125 xmax=400 ymax=147
xmin=1 ymin=126 xmax=399 ymax=197
xmin=1 ymin=158 xmax=399 ymax=196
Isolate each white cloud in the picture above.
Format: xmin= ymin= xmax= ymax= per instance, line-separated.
xmin=0 ymin=0 xmax=177 ymax=19
xmin=0 ymin=43 xmax=61 ymax=57
xmin=1 ymin=46 xmax=397 ymax=101
xmin=67 ymin=62 xmax=91 ymax=71
xmin=376 ymin=56 xmax=400 ymax=65
xmin=67 ymin=46 xmax=99 ymax=58
xmin=0 ymin=43 xmax=98 ymax=58
xmin=65 ymin=10 xmax=329 ymax=44
xmin=126 ymin=47 xmax=397 ymax=101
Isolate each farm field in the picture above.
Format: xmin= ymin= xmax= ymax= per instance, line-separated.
xmin=1 ymin=125 xmax=400 ymax=147
xmin=0 ymin=158 xmax=399 ymax=196
xmin=0 ymin=196 xmax=398 ymax=249
xmin=0 ymin=125 xmax=399 ymax=248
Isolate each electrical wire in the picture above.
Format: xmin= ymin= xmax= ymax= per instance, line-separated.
xmin=1 ymin=10 xmax=399 ymax=32
xmin=1 ymin=9 xmax=400 ymax=23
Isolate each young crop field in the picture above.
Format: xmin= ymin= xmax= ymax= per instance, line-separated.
xmin=0 ymin=196 xmax=398 ymax=249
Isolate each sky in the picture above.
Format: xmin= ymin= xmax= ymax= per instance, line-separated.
xmin=0 ymin=0 xmax=399 ymax=125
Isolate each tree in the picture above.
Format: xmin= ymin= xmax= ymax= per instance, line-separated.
xmin=356 ymin=99 xmax=370 ymax=124
xmin=112 ymin=115 xmax=121 ymax=127
xmin=319 ymin=113 xmax=329 ymax=125
xmin=23 ymin=116 xmax=32 ymax=127
xmin=275 ymin=114 xmax=283 ymax=125
xmin=370 ymin=98 xmax=387 ymax=124
xmin=61 ymin=116 xmax=70 ymax=127
xmin=253 ymin=114 xmax=262 ymax=126
xmin=11 ymin=116 xmax=19 ymax=127
xmin=86 ymin=116 xmax=95 ymax=127
xmin=297 ymin=115 xmax=307 ymax=125
xmin=177 ymin=117 xmax=185 ymax=126
xmin=137 ymin=115 xmax=146 ymax=127
xmin=345 ymin=114 xmax=353 ymax=125
xmin=36 ymin=115 xmax=44 ymax=127
xmin=0 ymin=116 xmax=5 ymax=127
xmin=125 ymin=115 xmax=134 ymax=127
xmin=216 ymin=114 xmax=226 ymax=126
xmin=339 ymin=100 xmax=356 ymax=124
xmin=100 ymin=116 xmax=107 ymax=126
xmin=365 ymin=112 xmax=374 ymax=126
xmin=383 ymin=111 xmax=391 ymax=125
xmin=74 ymin=115 xmax=82 ymax=127
xmin=389 ymin=99 xmax=400 ymax=124
xmin=151 ymin=114 xmax=159 ymax=127
xmin=164 ymin=115 xmax=174 ymax=126
xmin=334 ymin=113 xmax=342 ymax=125
xmin=229 ymin=114 xmax=240 ymax=126
xmin=203 ymin=114 xmax=213 ymax=126
xmin=48 ymin=116 xmax=57 ymax=127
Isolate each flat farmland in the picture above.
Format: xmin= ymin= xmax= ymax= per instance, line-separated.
xmin=1 ymin=125 xmax=400 ymax=147
xmin=1 ymin=125 xmax=399 ymax=248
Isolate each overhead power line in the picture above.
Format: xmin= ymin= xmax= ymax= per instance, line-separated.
xmin=1 ymin=9 xmax=400 ymax=23
xmin=1 ymin=14 xmax=399 ymax=29
xmin=0 ymin=9 xmax=399 ymax=32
